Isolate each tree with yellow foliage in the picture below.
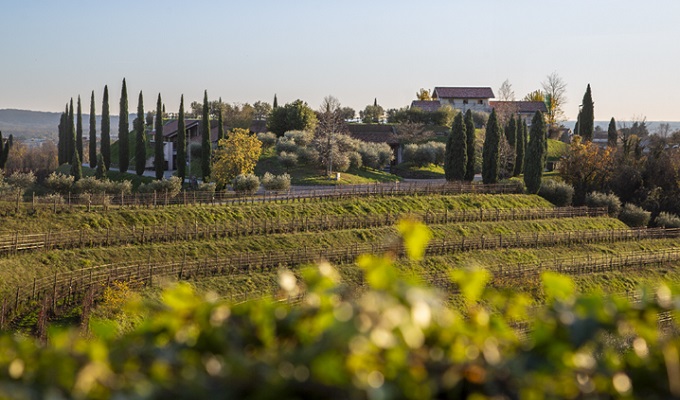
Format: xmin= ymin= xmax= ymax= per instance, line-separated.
xmin=211 ymin=128 xmax=262 ymax=189
xmin=559 ymin=136 xmax=615 ymax=205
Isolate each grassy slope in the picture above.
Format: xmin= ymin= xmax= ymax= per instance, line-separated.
xmin=175 ymin=237 xmax=680 ymax=305
xmin=547 ymin=138 xmax=569 ymax=161
xmin=392 ymin=162 xmax=445 ymax=179
xmin=0 ymin=194 xmax=552 ymax=232
xmin=255 ymin=147 xmax=400 ymax=185
xmin=0 ymin=216 xmax=626 ymax=294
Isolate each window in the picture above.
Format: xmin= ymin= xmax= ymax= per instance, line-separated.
xmin=463 ymin=100 xmax=469 ymax=105
xmin=478 ymin=99 xmax=484 ymax=105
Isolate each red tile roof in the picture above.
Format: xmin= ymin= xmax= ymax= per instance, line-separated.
xmin=410 ymin=100 xmax=442 ymax=113
xmin=433 ymin=87 xmax=494 ymax=99
xmin=489 ymin=101 xmax=547 ymax=114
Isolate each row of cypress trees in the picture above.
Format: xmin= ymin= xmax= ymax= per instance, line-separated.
xmin=58 ymin=79 xmax=216 ymax=184
xmin=444 ymin=108 xmax=546 ymax=193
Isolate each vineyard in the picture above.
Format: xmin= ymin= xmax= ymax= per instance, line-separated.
xmin=1 ymin=185 xmax=680 ymax=333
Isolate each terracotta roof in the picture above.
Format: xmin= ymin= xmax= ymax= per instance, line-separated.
xmin=489 ymin=101 xmax=547 ymax=114
xmin=346 ymin=124 xmax=399 ymax=145
xmin=410 ymin=100 xmax=442 ymax=113
xmin=433 ymin=87 xmax=494 ymax=99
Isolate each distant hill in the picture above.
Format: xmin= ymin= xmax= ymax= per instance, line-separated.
xmin=563 ymin=120 xmax=680 ymax=135
xmin=0 ymin=109 xmax=130 ymax=140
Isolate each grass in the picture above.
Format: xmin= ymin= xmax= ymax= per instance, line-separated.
xmin=254 ymin=147 xmax=401 ymax=185
xmin=391 ymin=162 xmax=445 ymax=179
xmin=0 ymin=216 xmax=627 ymax=296
xmin=0 ymin=194 xmax=553 ymax=232
xmin=137 ymin=238 xmax=680 ymax=305
xmin=547 ymin=138 xmax=569 ymax=161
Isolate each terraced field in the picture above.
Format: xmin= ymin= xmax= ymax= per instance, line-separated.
xmin=2 ymin=189 xmax=680 ymax=332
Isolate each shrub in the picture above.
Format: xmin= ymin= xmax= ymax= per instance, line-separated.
xmin=275 ymin=137 xmax=298 ymax=154
xmin=421 ymin=142 xmax=446 ymax=165
xmin=655 ymin=211 xmax=680 ymax=228
xmin=402 ymin=144 xmax=419 ymax=165
xmin=331 ymin=152 xmax=350 ymax=172
xmin=283 ymin=130 xmax=314 ymax=147
xmin=138 ymin=176 xmax=182 ymax=198
xmin=74 ymin=177 xmax=107 ymax=194
xmin=376 ymin=144 xmax=394 ymax=168
xmin=261 ymin=172 xmax=291 ymax=191
xmin=618 ymin=203 xmax=651 ymax=227
xmin=44 ymin=172 xmax=74 ymax=195
xmin=585 ymin=191 xmax=622 ymax=217
xmin=196 ymin=182 xmax=216 ymax=195
xmin=6 ymin=171 xmax=36 ymax=191
xmin=278 ymin=151 xmax=298 ymax=170
xmin=537 ymin=180 xmax=574 ymax=207
xmin=256 ymin=132 xmax=277 ymax=148
xmin=358 ymin=144 xmax=379 ymax=169
xmin=414 ymin=143 xmax=437 ymax=166
xmin=348 ymin=151 xmax=363 ymax=169
xmin=106 ymin=180 xmax=132 ymax=195
xmin=296 ymin=147 xmax=319 ymax=165
xmin=359 ymin=142 xmax=393 ymax=170
xmin=402 ymin=142 xmax=445 ymax=167
xmin=232 ymin=174 xmax=260 ymax=195
xmin=189 ymin=143 xmax=202 ymax=160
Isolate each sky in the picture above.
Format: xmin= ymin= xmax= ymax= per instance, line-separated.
xmin=2 ymin=0 xmax=680 ymax=121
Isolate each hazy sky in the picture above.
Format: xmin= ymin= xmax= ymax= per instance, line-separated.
xmin=2 ymin=0 xmax=680 ymax=121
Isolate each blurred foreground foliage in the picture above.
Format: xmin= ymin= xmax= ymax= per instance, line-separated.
xmin=1 ymin=221 xmax=680 ymax=399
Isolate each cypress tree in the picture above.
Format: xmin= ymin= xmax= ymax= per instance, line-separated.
xmin=70 ymin=146 xmax=82 ymax=182
xmin=76 ymin=95 xmax=83 ymax=162
xmin=101 ymin=85 xmax=111 ymax=170
xmin=273 ymin=94 xmax=278 ymax=109
xmin=514 ymin=119 xmax=527 ymax=176
xmin=177 ymin=95 xmax=187 ymax=183
xmin=68 ymin=99 xmax=76 ymax=165
xmin=155 ymin=94 xmax=165 ymax=180
xmin=580 ymin=84 xmax=594 ymax=142
xmin=482 ymin=108 xmax=501 ymax=184
xmin=89 ymin=91 xmax=97 ymax=168
xmin=444 ymin=112 xmax=467 ymax=181
xmin=58 ymin=109 xmax=67 ymax=165
xmin=524 ymin=111 xmax=547 ymax=194
xmin=0 ymin=133 xmax=12 ymax=169
xmin=574 ymin=112 xmax=580 ymax=138
xmin=217 ymin=97 xmax=225 ymax=140
xmin=607 ymin=117 xmax=618 ymax=148
xmin=119 ymin=78 xmax=129 ymax=172
xmin=200 ymin=90 xmax=211 ymax=180
xmin=464 ymin=110 xmax=476 ymax=182
xmin=0 ymin=132 xmax=9 ymax=169
xmin=95 ymin=153 xmax=107 ymax=179
xmin=135 ymin=91 xmax=146 ymax=176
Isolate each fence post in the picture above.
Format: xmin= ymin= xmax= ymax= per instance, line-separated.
xmin=52 ymin=271 xmax=57 ymax=313
xmin=13 ymin=231 xmax=19 ymax=255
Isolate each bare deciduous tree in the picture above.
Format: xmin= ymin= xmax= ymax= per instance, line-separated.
xmin=498 ymin=79 xmax=515 ymax=101
xmin=316 ymin=96 xmax=347 ymax=176
xmin=541 ymin=72 xmax=567 ymax=127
